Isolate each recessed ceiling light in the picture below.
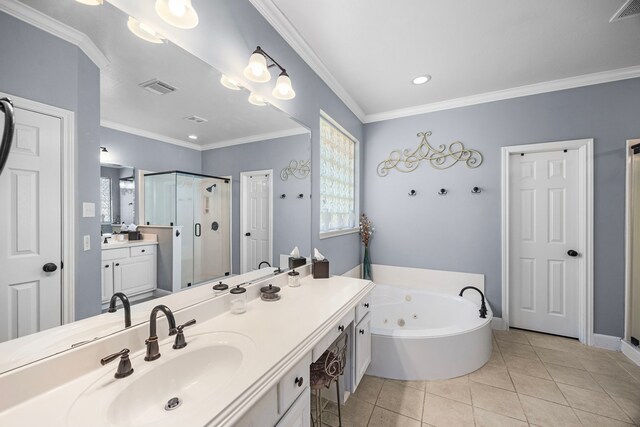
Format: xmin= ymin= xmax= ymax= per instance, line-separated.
xmin=127 ymin=17 xmax=166 ymax=44
xmin=220 ymin=75 xmax=242 ymax=91
xmin=188 ymin=135 xmax=198 ymax=140
xmin=248 ymin=92 xmax=267 ymax=106
xmin=412 ymin=75 xmax=432 ymax=85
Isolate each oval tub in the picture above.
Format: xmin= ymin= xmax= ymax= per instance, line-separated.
xmin=367 ymin=284 xmax=493 ymax=380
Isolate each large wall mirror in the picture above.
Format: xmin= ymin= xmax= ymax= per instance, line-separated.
xmin=0 ymin=0 xmax=311 ymax=373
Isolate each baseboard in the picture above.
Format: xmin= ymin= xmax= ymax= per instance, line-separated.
xmin=621 ymin=340 xmax=640 ymax=366
xmin=491 ymin=317 xmax=507 ymax=331
xmin=342 ymin=264 xmax=362 ymax=279
xmin=591 ymin=334 xmax=622 ymax=351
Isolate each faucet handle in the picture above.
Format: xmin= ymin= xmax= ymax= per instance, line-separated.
xmin=100 ymin=348 xmax=134 ymax=379
xmin=173 ymin=319 xmax=197 ymax=350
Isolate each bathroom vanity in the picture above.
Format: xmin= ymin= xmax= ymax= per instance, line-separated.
xmin=0 ymin=269 xmax=373 ymax=426
xmin=101 ymin=239 xmax=159 ymax=304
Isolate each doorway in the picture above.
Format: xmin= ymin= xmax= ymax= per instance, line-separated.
xmin=625 ymin=138 xmax=640 ymax=360
xmin=502 ymin=139 xmax=593 ymax=343
xmin=240 ymin=170 xmax=273 ymax=273
xmin=0 ymin=93 xmax=75 ymax=342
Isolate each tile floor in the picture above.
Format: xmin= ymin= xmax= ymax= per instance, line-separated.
xmin=312 ymin=329 xmax=640 ymax=427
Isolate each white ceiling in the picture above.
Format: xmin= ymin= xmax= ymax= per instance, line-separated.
xmin=262 ymin=0 xmax=640 ymax=122
xmin=17 ymin=0 xmax=307 ymax=149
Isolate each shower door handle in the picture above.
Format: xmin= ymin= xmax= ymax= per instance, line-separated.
xmin=195 ymin=223 xmax=201 ymax=237
xmin=0 ymin=98 xmax=16 ymax=176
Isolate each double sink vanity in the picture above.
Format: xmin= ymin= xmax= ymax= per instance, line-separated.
xmin=0 ymin=266 xmax=374 ymax=427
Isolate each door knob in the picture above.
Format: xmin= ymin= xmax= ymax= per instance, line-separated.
xmin=567 ymin=250 xmax=579 ymax=257
xmin=42 ymin=263 xmax=58 ymax=273
xmin=245 ymin=232 xmax=251 ymax=237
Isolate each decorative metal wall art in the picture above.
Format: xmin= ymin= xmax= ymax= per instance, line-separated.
xmin=280 ymin=159 xmax=311 ymax=180
xmin=377 ymin=131 xmax=483 ymax=177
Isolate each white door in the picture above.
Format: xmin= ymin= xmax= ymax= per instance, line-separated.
xmin=509 ymin=149 xmax=580 ymax=338
xmin=240 ymin=171 xmax=272 ymax=273
xmin=0 ymin=107 xmax=62 ymax=342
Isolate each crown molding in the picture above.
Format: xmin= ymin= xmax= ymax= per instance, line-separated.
xmin=249 ymin=0 xmax=366 ymax=122
xmin=200 ymin=127 xmax=310 ymax=151
xmin=0 ymin=0 xmax=110 ymax=70
xmin=364 ymin=65 xmax=640 ymax=123
xmin=101 ymin=120 xmax=203 ymax=151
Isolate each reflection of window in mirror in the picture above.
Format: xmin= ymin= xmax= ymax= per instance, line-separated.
xmin=100 ymin=177 xmax=112 ymax=224
xmin=319 ymin=111 xmax=360 ymax=238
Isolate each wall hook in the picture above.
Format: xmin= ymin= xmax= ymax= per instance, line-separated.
xmin=471 ymin=186 xmax=481 ymax=194
xmin=280 ymin=194 xmax=286 ymax=199
xmin=297 ymin=194 xmax=304 ymax=199
xmin=438 ymin=188 xmax=448 ymax=196
xmin=408 ymin=189 xmax=417 ymax=197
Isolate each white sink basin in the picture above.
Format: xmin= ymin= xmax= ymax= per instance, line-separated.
xmin=67 ymin=332 xmax=255 ymax=427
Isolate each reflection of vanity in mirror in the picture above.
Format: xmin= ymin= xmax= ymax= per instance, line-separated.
xmin=0 ymin=0 xmax=311 ymax=372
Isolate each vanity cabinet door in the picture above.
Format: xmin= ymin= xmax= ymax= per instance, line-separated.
xmin=276 ymin=387 xmax=310 ymax=427
xmin=113 ymin=255 xmax=156 ymax=296
xmin=354 ymin=312 xmax=371 ymax=390
xmin=101 ymin=262 xmax=114 ymax=303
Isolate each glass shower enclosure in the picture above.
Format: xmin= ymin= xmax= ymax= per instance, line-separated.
xmin=144 ymin=171 xmax=231 ymax=289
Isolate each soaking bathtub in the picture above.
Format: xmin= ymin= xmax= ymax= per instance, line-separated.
xmin=366 ymin=283 xmax=493 ymax=380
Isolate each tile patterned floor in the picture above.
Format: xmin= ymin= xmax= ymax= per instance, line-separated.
xmin=312 ymin=329 xmax=640 ymax=427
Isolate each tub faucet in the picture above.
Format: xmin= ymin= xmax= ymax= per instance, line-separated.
xmin=144 ymin=304 xmax=177 ymax=361
xmin=459 ymin=286 xmax=488 ymax=318
xmin=107 ymin=292 xmax=131 ymax=328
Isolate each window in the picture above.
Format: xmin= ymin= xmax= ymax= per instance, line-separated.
xmin=319 ymin=113 xmax=359 ymax=238
xmin=100 ymin=177 xmax=112 ymax=224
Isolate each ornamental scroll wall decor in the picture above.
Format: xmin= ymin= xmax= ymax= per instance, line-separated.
xmin=377 ymin=131 xmax=483 ymax=177
xmin=280 ymin=159 xmax=311 ymax=180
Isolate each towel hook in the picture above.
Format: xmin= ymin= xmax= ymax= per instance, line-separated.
xmin=471 ymin=186 xmax=481 ymax=194
xmin=438 ymin=188 xmax=447 ymax=196
xmin=408 ymin=189 xmax=417 ymax=197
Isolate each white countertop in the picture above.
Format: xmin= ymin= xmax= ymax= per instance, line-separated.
xmin=101 ymin=240 xmax=158 ymax=250
xmin=0 ymin=274 xmax=373 ymax=426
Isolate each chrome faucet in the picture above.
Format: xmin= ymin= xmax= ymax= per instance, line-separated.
xmin=459 ymin=286 xmax=488 ymax=318
xmin=144 ymin=304 xmax=177 ymax=361
xmin=108 ymin=292 xmax=131 ymax=328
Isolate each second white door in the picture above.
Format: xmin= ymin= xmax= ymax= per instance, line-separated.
xmin=509 ymin=148 xmax=580 ymax=338
xmin=240 ymin=170 xmax=272 ymax=273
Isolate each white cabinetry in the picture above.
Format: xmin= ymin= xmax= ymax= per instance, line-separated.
xmin=101 ymin=245 xmax=157 ymax=303
xmin=276 ymin=388 xmax=310 ymax=427
xmin=352 ymin=292 xmax=372 ymax=391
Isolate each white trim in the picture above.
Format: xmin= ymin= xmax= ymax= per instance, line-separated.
xmin=0 ymin=91 xmax=76 ymax=324
xmin=341 ymin=264 xmax=362 ymax=279
xmin=319 ymin=228 xmax=359 ymax=240
xmin=200 ymin=127 xmax=310 ymax=151
xmin=624 ymin=139 xmax=640 ymax=342
xmin=501 ymin=139 xmax=594 ymax=345
xmin=591 ymin=334 xmax=622 ymax=351
xmin=491 ymin=317 xmax=508 ymax=331
xmin=101 ymin=120 xmax=202 ymax=151
xmin=249 ymin=0 xmax=366 ymax=122
xmin=621 ymin=340 xmax=640 ymax=366
xmin=239 ymin=170 xmax=273 ymax=274
xmin=0 ymin=0 xmax=110 ymax=70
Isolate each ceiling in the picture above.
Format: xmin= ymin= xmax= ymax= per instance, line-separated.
xmin=17 ymin=0 xmax=307 ymax=149
xmin=260 ymin=0 xmax=640 ymax=122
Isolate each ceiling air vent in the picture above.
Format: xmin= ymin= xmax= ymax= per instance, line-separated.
xmin=139 ymin=79 xmax=177 ymax=95
xmin=183 ymin=115 xmax=208 ymax=124
xmin=610 ymin=0 xmax=640 ymax=22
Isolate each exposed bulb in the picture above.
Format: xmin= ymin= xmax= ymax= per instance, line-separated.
xmin=243 ymin=52 xmax=271 ymax=83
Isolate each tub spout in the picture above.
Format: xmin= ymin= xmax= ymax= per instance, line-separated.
xmin=459 ymin=286 xmax=488 ymax=318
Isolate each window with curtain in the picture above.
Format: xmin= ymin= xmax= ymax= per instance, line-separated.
xmin=100 ymin=177 xmax=112 ymax=224
xmin=319 ymin=114 xmax=358 ymax=236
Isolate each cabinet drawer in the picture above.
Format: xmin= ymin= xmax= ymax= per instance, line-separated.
xmin=278 ymin=352 xmax=311 ymax=415
xmin=276 ymin=387 xmax=310 ymax=427
xmin=355 ymin=292 xmax=371 ymax=324
xmin=312 ymin=309 xmax=354 ymax=361
xmin=130 ymin=245 xmax=155 ymax=257
xmin=102 ymin=248 xmax=129 ymax=261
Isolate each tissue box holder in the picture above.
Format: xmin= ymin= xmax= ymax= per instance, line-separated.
xmin=312 ymin=259 xmax=329 ymax=279
xmin=289 ymin=256 xmax=306 ymax=269
xmin=128 ymin=231 xmax=141 ymax=241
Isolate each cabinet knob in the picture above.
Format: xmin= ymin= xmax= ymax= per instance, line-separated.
xmin=115 ymin=263 xmax=120 ymax=267
xmin=338 ymin=325 xmax=345 ymax=332
xmin=294 ymin=376 xmax=304 ymax=387
xmin=359 ymin=329 xmax=365 ymax=335
xmin=105 ymin=265 xmax=109 ymax=268
xmin=141 ymin=249 xmax=145 ymax=253
xmin=364 ymin=303 xmax=370 ymax=308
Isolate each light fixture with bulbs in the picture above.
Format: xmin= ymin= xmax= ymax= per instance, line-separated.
xmin=75 ymin=0 xmax=103 ymax=5
xmin=155 ymin=0 xmax=199 ymax=29
xmin=412 ymin=74 xmax=432 ymax=85
xmin=127 ymin=17 xmax=166 ymax=44
xmin=243 ymin=46 xmax=296 ymax=100
xmin=220 ymin=75 xmax=242 ymax=91
xmin=248 ymin=92 xmax=267 ymax=107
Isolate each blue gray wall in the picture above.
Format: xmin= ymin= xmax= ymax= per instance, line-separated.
xmin=202 ymin=134 xmax=312 ymax=273
xmin=363 ymin=78 xmax=640 ymax=337
xmin=0 ymin=12 xmax=102 ymax=320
